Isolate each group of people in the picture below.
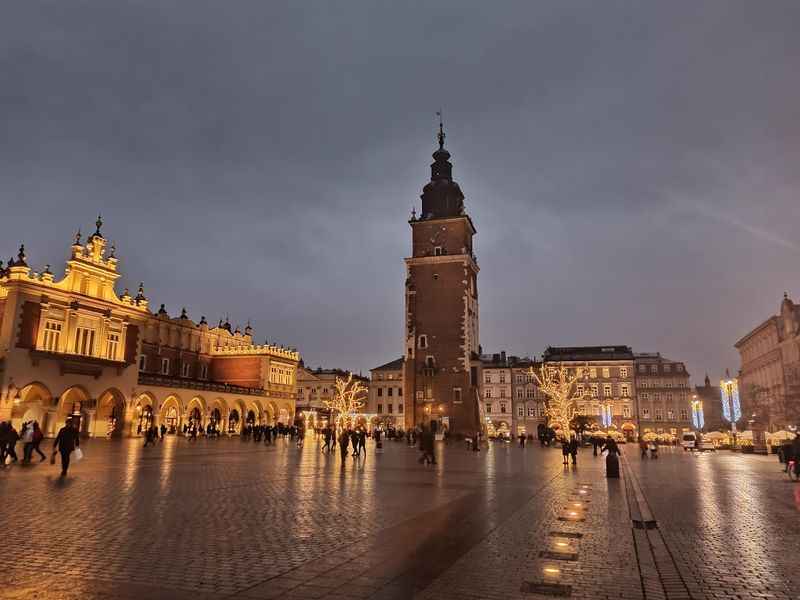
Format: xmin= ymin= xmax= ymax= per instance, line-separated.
xmin=318 ymin=425 xmax=368 ymax=461
xmin=554 ymin=433 xmax=621 ymax=477
xmin=1 ymin=417 xmax=81 ymax=477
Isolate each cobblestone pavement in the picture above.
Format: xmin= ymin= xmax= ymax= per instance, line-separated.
xmin=1 ymin=437 xmax=798 ymax=600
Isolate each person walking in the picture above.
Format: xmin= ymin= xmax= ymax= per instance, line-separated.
xmin=518 ymin=433 xmax=526 ymax=448
xmin=338 ymin=428 xmax=350 ymax=463
xmin=30 ymin=421 xmax=46 ymax=462
xmin=591 ymin=436 xmax=600 ymax=456
xmin=569 ymin=436 xmax=579 ymax=466
xmin=3 ymin=422 xmax=20 ymax=464
xmin=143 ymin=424 xmax=157 ymax=447
xmin=561 ymin=437 xmax=570 ymax=466
xmin=52 ymin=417 xmax=80 ymax=478
xmin=357 ymin=428 xmax=366 ymax=457
xmin=418 ymin=425 xmax=436 ymax=465
xmin=0 ymin=421 xmax=8 ymax=464
xmin=21 ymin=422 xmax=34 ymax=463
xmin=639 ymin=437 xmax=648 ymax=459
xmin=160 ymin=423 xmax=167 ymax=440
xmin=601 ymin=435 xmax=621 ymax=478
xmin=321 ymin=426 xmax=331 ymax=453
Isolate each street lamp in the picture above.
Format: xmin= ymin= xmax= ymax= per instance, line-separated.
xmin=720 ymin=369 xmax=741 ymax=448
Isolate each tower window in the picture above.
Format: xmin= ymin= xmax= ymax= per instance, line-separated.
xmin=433 ymin=273 xmax=439 ymax=280
xmin=425 ymin=356 xmax=435 ymax=369
xmin=418 ymin=335 xmax=428 ymax=349
xmin=434 ymin=246 xmax=443 ymax=256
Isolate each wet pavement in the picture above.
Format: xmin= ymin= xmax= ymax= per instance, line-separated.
xmin=1 ymin=437 xmax=798 ymax=599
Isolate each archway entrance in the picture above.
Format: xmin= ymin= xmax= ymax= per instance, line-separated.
xmin=96 ymin=389 xmax=126 ymax=438
xmin=228 ymin=409 xmax=240 ymax=434
xmin=189 ymin=407 xmax=202 ymax=428
xmin=58 ymin=387 xmax=90 ymax=437
xmin=137 ymin=405 xmax=154 ymax=435
xmin=165 ymin=406 xmax=179 ymax=433
xmin=246 ymin=410 xmax=256 ymax=426
xmin=209 ymin=408 xmax=221 ymax=432
xmin=11 ymin=382 xmax=52 ymax=434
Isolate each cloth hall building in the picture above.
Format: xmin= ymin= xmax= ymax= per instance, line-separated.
xmin=0 ymin=218 xmax=299 ymax=438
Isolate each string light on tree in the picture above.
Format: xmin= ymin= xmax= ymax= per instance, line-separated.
xmin=527 ymin=363 xmax=581 ymax=436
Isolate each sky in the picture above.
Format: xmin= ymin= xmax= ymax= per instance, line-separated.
xmin=2 ymin=1 xmax=800 ymax=381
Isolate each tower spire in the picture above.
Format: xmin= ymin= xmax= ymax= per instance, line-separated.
xmin=436 ymin=110 xmax=445 ymax=150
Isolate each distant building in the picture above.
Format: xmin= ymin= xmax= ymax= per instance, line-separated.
xmin=634 ymin=353 xmax=691 ymax=436
xmin=542 ymin=346 xmax=637 ymax=440
xmin=295 ymin=365 xmax=369 ymax=429
xmin=479 ymin=352 xmax=513 ymax=436
xmin=368 ymin=357 xmax=405 ymax=428
xmin=735 ymin=292 xmax=800 ymax=431
xmin=693 ymin=374 xmax=725 ymax=433
xmin=0 ymin=218 xmax=299 ymax=438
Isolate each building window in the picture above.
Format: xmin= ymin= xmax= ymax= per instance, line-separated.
xmin=650 ymin=365 xmax=658 ymax=374
xmin=425 ymin=386 xmax=432 ymax=399
xmin=516 ymin=374 xmax=524 ymax=383
xmin=655 ymin=408 xmax=663 ymax=421
xmin=639 ymin=364 xmax=647 ymax=373
xmin=425 ymin=356 xmax=435 ymax=369
xmin=641 ymin=392 xmax=649 ymax=401
xmin=388 ymin=387 xmax=394 ymax=397
xmin=398 ymin=403 xmax=404 ymax=413
xmin=200 ymin=364 xmax=208 ymax=379
xmin=161 ymin=357 xmax=170 ymax=375
xmin=676 ymin=364 xmax=684 ymax=372
xmin=620 ymin=367 xmax=628 ymax=378
xmin=453 ymin=388 xmax=462 ymax=403
xmin=500 ymin=403 xmax=507 ymax=414
xmin=576 ymin=384 xmax=584 ymax=396
xmin=377 ymin=373 xmax=384 ymax=380
xmin=377 ymin=404 xmax=383 ymax=414
xmin=182 ymin=362 xmax=191 ymax=378
xmin=517 ymin=405 xmax=524 ymax=417
xmin=602 ymin=367 xmax=610 ymax=378
xmin=667 ymin=409 xmax=675 ymax=420
xmin=418 ymin=335 xmax=428 ymax=349
xmin=74 ymin=327 xmax=96 ymax=356
xmin=138 ymin=354 xmax=146 ymax=372
xmin=590 ymin=368 xmax=597 ymax=378
xmin=105 ymin=333 xmax=120 ymax=360
xmin=528 ymin=406 xmax=536 ymax=417
xmin=591 ymin=384 xmax=598 ymax=398
xmin=42 ymin=321 xmax=62 ymax=352
xmin=499 ymin=372 xmax=506 ymax=383
xmin=485 ymin=389 xmax=492 ymax=398
xmin=377 ymin=388 xmax=383 ymax=397
xmin=526 ymin=388 xmax=535 ymax=399
xmin=434 ymin=246 xmax=443 ymax=256
xmin=538 ymin=403 xmax=546 ymax=417
xmin=641 ymin=407 xmax=650 ymax=419
xmin=603 ymin=384 xmax=612 ymax=397
xmin=653 ymin=392 xmax=661 ymax=402
xmin=398 ymin=387 xmax=402 ymax=396
xmin=516 ymin=388 xmax=524 ymax=399
xmin=679 ymin=408 xmax=688 ymax=420
xmin=621 ymin=383 xmax=630 ymax=397
xmin=622 ymin=406 xmax=631 ymax=418
xmin=486 ymin=403 xmax=492 ymax=414
xmin=484 ymin=373 xmax=492 ymax=384
xmin=500 ymin=388 xmax=506 ymax=398
xmin=388 ymin=404 xmax=393 ymax=414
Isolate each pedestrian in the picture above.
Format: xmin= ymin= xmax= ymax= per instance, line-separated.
xmin=518 ymin=433 xmax=526 ymax=448
xmin=52 ymin=417 xmax=80 ymax=477
xmin=3 ymin=422 xmax=20 ymax=464
xmin=374 ymin=428 xmax=383 ymax=453
xmin=648 ymin=440 xmax=658 ymax=459
xmin=322 ymin=426 xmax=331 ymax=452
xmin=21 ymin=421 xmax=34 ymax=463
xmin=160 ymin=423 xmax=167 ymax=440
xmin=30 ymin=421 xmax=46 ymax=462
xmin=143 ymin=424 xmax=157 ymax=447
xmin=569 ymin=435 xmax=579 ymax=466
xmin=472 ymin=429 xmax=480 ymax=452
xmin=0 ymin=421 xmax=8 ymax=464
xmin=418 ymin=425 xmax=436 ymax=465
xmin=639 ymin=437 xmax=648 ymax=459
xmin=350 ymin=429 xmax=359 ymax=457
xmin=601 ymin=435 xmax=621 ymax=478
xmin=357 ymin=428 xmax=366 ymax=457
xmin=338 ymin=428 xmax=350 ymax=463
xmin=591 ymin=436 xmax=600 ymax=456
xmin=561 ymin=437 xmax=570 ymax=466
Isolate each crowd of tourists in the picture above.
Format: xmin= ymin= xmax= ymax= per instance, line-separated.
xmin=1 ymin=417 xmax=81 ymax=477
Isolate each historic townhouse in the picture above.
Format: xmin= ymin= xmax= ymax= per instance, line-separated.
xmin=633 ymin=353 xmax=691 ymax=436
xmin=735 ymin=292 xmax=800 ymax=431
xmin=367 ymin=357 xmax=405 ymax=428
xmin=0 ymin=218 xmax=299 ymax=437
xmin=542 ymin=346 xmax=638 ymax=440
xmin=296 ymin=364 xmax=370 ymax=429
xmin=509 ymin=356 xmax=546 ymax=437
xmin=479 ymin=352 xmax=513 ymax=436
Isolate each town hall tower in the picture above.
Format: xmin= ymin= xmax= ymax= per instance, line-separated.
xmin=403 ymin=122 xmax=481 ymax=435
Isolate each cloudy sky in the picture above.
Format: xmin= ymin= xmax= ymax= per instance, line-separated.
xmin=2 ymin=2 xmax=799 ymax=380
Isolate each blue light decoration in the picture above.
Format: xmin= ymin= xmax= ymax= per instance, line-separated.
xmin=720 ymin=378 xmax=741 ymax=423
xmin=601 ymin=404 xmax=612 ymax=427
xmin=692 ymin=403 xmax=704 ymax=429
xmin=720 ymin=386 xmax=731 ymax=422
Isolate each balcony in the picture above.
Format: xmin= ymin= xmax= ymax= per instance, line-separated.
xmin=138 ymin=373 xmax=267 ymax=397
xmin=29 ymin=349 xmax=128 ymax=378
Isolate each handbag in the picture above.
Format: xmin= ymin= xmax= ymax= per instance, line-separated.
xmin=72 ymin=447 xmax=84 ymax=461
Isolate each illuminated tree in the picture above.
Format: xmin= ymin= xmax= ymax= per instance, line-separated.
xmin=528 ymin=363 xmax=581 ymax=437
xmin=323 ymin=373 xmax=367 ymax=429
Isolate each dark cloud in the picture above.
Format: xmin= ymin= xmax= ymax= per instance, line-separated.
xmin=2 ymin=1 xmax=800 ymax=379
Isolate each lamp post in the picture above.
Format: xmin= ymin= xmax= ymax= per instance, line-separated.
xmin=720 ymin=369 xmax=741 ymax=448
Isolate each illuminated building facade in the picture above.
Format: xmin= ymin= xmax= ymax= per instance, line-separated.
xmin=295 ymin=364 xmax=369 ymax=428
xmin=735 ymin=292 xmax=800 ymax=431
xmin=367 ymin=357 xmax=404 ymax=428
xmin=633 ymin=353 xmax=691 ymax=436
xmin=402 ymin=124 xmax=481 ymax=435
xmin=0 ymin=218 xmax=299 ymax=437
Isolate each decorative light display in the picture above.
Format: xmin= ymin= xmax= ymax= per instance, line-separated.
xmin=720 ymin=378 xmax=741 ymax=423
xmin=691 ymin=402 xmax=704 ymax=429
xmin=323 ymin=372 xmax=367 ymax=429
xmin=528 ymin=363 xmax=581 ymax=435
xmin=601 ymin=404 xmax=613 ymax=427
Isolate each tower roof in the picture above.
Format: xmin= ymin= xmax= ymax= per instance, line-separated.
xmin=420 ymin=116 xmax=466 ymax=220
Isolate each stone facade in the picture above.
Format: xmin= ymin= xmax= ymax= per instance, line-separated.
xmin=295 ymin=365 xmax=370 ymax=429
xmin=735 ymin=292 xmax=800 ymax=431
xmin=403 ymin=126 xmax=481 ymax=435
xmin=480 ymin=353 xmax=512 ymax=436
xmin=367 ymin=357 xmax=405 ymax=428
xmin=0 ymin=218 xmax=299 ymax=437
xmin=634 ymin=353 xmax=691 ymax=436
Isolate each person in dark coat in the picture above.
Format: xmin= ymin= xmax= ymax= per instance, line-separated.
xmin=418 ymin=425 xmax=436 ymax=465
xmin=3 ymin=422 xmax=20 ymax=464
xmin=338 ymin=428 xmax=350 ymax=463
xmin=357 ymin=429 xmax=367 ymax=457
xmin=561 ymin=437 xmax=570 ymax=465
xmin=601 ymin=436 xmax=621 ymax=478
xmin=52 ymin=418 xmax=80 ymax=477
xmin=569 ymin=436 xmax=579 ymax=465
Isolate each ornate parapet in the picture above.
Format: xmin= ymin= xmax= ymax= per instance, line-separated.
xmin=210 ymin=344 xmax=300 ymax=362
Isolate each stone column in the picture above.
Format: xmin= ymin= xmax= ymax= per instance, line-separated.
xmin=84 ymin=408 xmax=96 ymax=437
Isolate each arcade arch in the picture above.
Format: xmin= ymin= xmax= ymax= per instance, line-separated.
xmin=96 ymin=388 xmax=126 ymax=438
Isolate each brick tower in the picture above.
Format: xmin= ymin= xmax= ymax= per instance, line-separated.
xmin=402 ymin=121 xmax=481 ymax=435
